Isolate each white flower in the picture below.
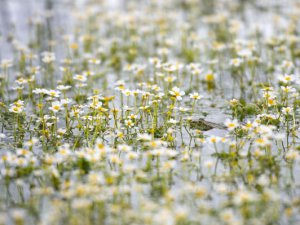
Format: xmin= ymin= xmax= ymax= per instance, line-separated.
xmin=61 ymin=98 xmax=72 ymax=105
xmin=15 ymin=77 xmax=28 ymax=85
xmin=124 ymin=119 xmax=134 ymax=128
xmin=122 ymin=89 xmax=133 ymax=96
xmin=0 ymin=59 xmax=13 ymax=68
xmin=286 ymin=149 xmax=300 ymax=161
xmin=9 ymin=100 xmax=25 ymax=114
xmin=168 ymin=118 xmax=178 ymax=124
xmin=279 ymin=60 xmax=294 ymax=71
xmin=207 ymin=136 xmax=220 ymax=143
xmin=57 ymin=85 xmax=72 ymax=91
xmin=233 ymin=189 xmax=257 ymax=205
xmin=149 ymin=57 xmax=161 ymax=65
xmin=224 ymin=119 xmax=239 ymax=130
xmin=189 ymin=92 xmax=202 ymax=100
xmin=117 ymin=144 xmax=132 ymax=152
xmin=88 ymin=58 xmax=101 ymax=65
xmin=169 ymin=87 xmax=185 ymax=100
xmin=74 ymin=74 xmax=87 ymax=82
xmin=9 ymin=105 xmax=24 ymax=114
xmin=237 ymin=48 xmax=252 ymax=58
xmin=278 ymin=74 xmax=295 ymax=83
xmin=42 ymin=52 xmax=56 ymax=63
xmin=33 ymin=88 xmax=48 ymax=95
xmin=164 ymin=76 xmax=177 ymax=83
xmin=281 ymin=86 xmax=295 ymax=93
xmin=72 ymin=198 xmax=92 ymax=209
xmin=137 ymin=133 xmax=152 ymax=141
xmin=229 ymin=99 xmax=239 ymax=107
xmin=281 ymin=107 xmax=293 ymax=115
xmin=75 ymin=83 xmax=87 ymax=87
xmin=230 ymin=58 xmax=243 ymax=67
xmin=220 ymin=209 xmax=235 ymax=223
xmin=24 ymin=138 xmax=38 ymax=147
xmin=254 ymin=137 xmax=271 ymax=147
xmin=178 ymin=107 xmax=189 ymax=112
xmin=49 ymin=101 xmax=62 ymax=113
xmin=47 ymin=90 xmax=60 ymax=98
xmin=204 ymin=160 xmax=214 ymax=169
xmin=83 ymin=70 xmax=95 ymax=77
xmin=257 ymin=174 xmax=270 ymax=186
xmin=187 ymin=63 xmax=201 ymax=71
xmin=57 ymin=128 xmax=67 ymax=135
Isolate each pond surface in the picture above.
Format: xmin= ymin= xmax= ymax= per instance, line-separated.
xmin=0 ymin=0 xmax=300 ymax=225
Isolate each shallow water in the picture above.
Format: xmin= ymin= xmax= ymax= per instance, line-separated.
xmin=1 ymin=0 xmax=300 ymax=225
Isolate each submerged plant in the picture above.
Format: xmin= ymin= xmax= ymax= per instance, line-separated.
xmin=0 ymin=0 xmax=300 ymax=225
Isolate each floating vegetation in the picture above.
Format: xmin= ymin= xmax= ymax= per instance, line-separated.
xmin=0 ymin=0 xmax=300 ymax=224
xmin=187 ymin=118 xmax=227 ymax=131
